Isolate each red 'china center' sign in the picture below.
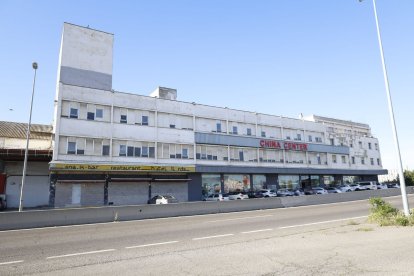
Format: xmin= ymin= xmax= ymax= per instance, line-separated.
xmin=259 ymin=140 xmax=308 ymax=151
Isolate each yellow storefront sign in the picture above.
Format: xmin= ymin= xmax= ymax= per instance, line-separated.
xmin=50 ymin=163 xmax=195 ymax=173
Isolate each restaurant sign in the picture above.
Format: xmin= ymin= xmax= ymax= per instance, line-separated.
xmin=50 ymin=163 xmax=196 ymax=173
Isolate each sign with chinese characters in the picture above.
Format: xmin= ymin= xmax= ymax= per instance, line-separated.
xmin=259 ymin=139 xmax=308 ymax=151
xmin=50 ymin=163 xmax=195 ymax=173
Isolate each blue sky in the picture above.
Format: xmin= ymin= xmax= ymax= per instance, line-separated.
xmin=0 ymin=0 xmax=413 ymax=172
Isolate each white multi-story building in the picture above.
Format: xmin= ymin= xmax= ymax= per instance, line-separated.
xmin=50 ymin=23 xmax=386 ymax=207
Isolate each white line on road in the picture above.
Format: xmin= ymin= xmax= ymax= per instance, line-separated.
xmin=193 ymin=234 xmax=234 ymax=240
xmin=0 ymin=260 xmax=24 ymax=266
xmin=46 ymin=249 xmax=116 ymax=259
xmin=278 ymin=216 xmax=368 ymax=229
xmin=206 ymin=214 xmax=273 ymax=223
xmin=126 ymin=241 xmax=179 ymax=249
xmin=241 ymin=228 xmax=273 ymax=234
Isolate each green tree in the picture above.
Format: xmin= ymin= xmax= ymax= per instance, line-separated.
xmin=396 ymin=170 xmax=414 ymax=186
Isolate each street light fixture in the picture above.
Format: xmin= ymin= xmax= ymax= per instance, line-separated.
xmin=19 ymin=62 xmax=38 ymax=212
xmin=361 ymin=0 xmax=410 ymax=216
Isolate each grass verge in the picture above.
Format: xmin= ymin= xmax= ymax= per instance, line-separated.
xmin=368 ymin=197 xmax=414 ymax=226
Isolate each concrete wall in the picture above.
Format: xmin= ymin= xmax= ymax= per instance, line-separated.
xmin=1 ymin=187 xmax=412 ymax=231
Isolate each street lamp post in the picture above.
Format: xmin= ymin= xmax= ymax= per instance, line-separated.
xmin=362 ymin=0 xmax=410 ymax=216
xmin=19 ymin=62 xmax=38 ymax=212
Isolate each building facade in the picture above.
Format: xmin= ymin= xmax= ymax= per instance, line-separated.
xmin=50 ymin=23 xmax=386 ymax=207
xmin=0 ymin=121 xmax=52 ymax=208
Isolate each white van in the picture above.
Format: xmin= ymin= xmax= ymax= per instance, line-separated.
xmin=355 ymin=181 xmax=378 ymax=191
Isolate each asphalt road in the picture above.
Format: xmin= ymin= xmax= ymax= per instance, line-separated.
xmin=1 ymin=195 xmax=413 ymax=275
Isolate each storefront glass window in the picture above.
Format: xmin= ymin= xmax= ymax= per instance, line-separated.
xmin=310 ymin=175 xmax=320 ymax=187
xmin=343 ymin=176 xmax=360 ymax=184
xmin=323 ymin=175 xmax=335 ymax=186
xmin=224 ymin=174 xmax=250 ymax=193
xmin=252 ymin=175 xmax=266 ymax=191
xmin=202 ymin=174 xmax=221 ymax=198
xmin=278 ymin=175 xmax=300 ymax=190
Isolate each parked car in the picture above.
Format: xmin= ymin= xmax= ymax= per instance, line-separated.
xmin=260 ymin=189 xmax=277 ymax=198
xmin=376 ymin=183 xmax=388 ymax=190
xmin=354 ymin=181 xmax=378 ymax=191
xmin=304 ymin=189 xmax=316 ymax=195
xmin=387 ymin=183 xmax=400 ymax=189
xmin=326 ymin=187 xmax=342 ymax=194
xmin=148 ymin=195 xmax=178 ymax=204
xmin=311 ymin=187 xmax=328 ymax=195
xmin=293 ymin=188 xmax=305 ymax=196
xmin=338 ymin=184 xmax=354 ymax=192
xmin=228 ymin=192 xmax=249 ymax=200
xmin=277 ymin=189 xmax=295 ymax=197
xmin=247 ymin=191 xmax=264 ymax=198
xmin=204 ymin=193 xmax=229 ymax=201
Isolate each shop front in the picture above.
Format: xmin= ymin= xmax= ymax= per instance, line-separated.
xmin=49 ymin=163 xmax=195 ymax=208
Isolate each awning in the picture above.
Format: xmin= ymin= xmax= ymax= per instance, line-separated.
xmin=110 ymin=177 xmax=153 ymax=182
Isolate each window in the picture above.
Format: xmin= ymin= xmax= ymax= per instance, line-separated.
xmin=261 ymin=131 xmax=266 ymax=138
xmin=350 ymin=143 xmax=353 ymax=148
xmin=239 ymin=151 xmax=244 ymax=161
xmin=361 ymin=157 xmax=365 ymax=165
xmin=247 ymin=128 xmax=252 ymax=136
xmin=375 ymin=143 xmax=378 ymax=150
xmin=142 ymin=115 xmax=149 ymax=126
xmin=332 ymin=155 xmax=337 ymax=163
xmin=216 ymin=122 xmax=222 ymax=133
xmin=142 ymin=146 xmax=148 ymax=157
xmin=182 ymin=148 xmax=188 ymax=159
xmin=149 ymin=147 xmax=155 ymax=158
xmin=96 ymin=109 xmax=103 ymax=119
xmin=119 ymin=145 xmax=127 ymax=156
xmin=134 ymin=147 xmax=141 ymax=157
xmin=359 ymin=141 xmax=363 ymax=149
xmin=352 ymin=156 xmax=355 ymax=164
xmin=341 ymin=156 xmax=346 ymax=164
xmin=377 ymin=158 xmax=381 ymax=166
xmin=70 ymin=108 xmax=78 ymax=119
xmin=315 ymin=137 xmax=322 ymax=143
xmin=330 ymin=138 xmax=334 ymax=146
xmin=67 ymin=142 xmax=76 ymax=154
xmin=232 ymin=126 xmax=238 ymax=134
xmin=169 ymin=124 xmax=176 ymax=128
xmin=87 ymin=112 xmax=95 ymax=120
xmin=308 ymin=135 xmax=312 ymax=142
xmin=368 ymin=143 xmax=372 ymax=150
xmin=296 ymin=134 xmax=301 ymax=141
xmin=127 ymin=146 xmax=134 ymax=157
xmin=102 ymin=145 xmax=110 ymax=156
xmin=370 ymin=158 xmax=374 ymax=165
xmin=120 ymin=115 xmax=127 ymax=124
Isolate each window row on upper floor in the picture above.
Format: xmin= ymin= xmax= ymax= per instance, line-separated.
xmin=61 ymin=136 xmax=382 ymax=166
xmin=60 ymin=100 xmax=325 ymax=142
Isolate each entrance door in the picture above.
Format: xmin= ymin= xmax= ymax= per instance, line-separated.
xmin=72 ymin=184 xmax=81 ymax=205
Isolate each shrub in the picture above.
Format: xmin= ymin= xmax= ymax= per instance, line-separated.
xmin=368 ymin=197 xmax=399 ymax=226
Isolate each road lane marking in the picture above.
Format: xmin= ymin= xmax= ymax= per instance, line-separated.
xmin=0 ymin=260 xmax=24 ymax=266
xmin=126 ymin=241 xmax=179 ymax=249
xmin=46 ymin=249 xmax=116 ymax=259
xmin=278 ymin=216 xmax=368 ymax=229
xmin=241 ymin=228 xmax=273 ymax=234
xmin=193 ymin=234 xmax=234 ymax=240
xmin=206 ymin=214 xmax=273 ymax=223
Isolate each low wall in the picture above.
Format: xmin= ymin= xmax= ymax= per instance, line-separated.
xmin=0 ymin=187 xmax=412 ymax=231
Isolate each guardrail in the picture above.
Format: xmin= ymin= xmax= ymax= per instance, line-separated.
xmin=0 ymin=187 xmax=412 ymax=231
